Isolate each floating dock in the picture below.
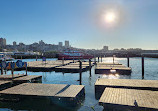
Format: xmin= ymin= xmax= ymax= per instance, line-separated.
xmin=0 ymin=74 xmax=26 ymax=80
xmin=0 ymin=83 xmax=85 ymax=106
xmin=95 ymin=63 xmax=132 ymax=74
xmin=99 ymin=87 xmax=158 ymax=111
xmin=27 ymin=60 xmax=77 ymax=72
xmin=54 ymin=61 xmax=94 ymax=73
xmin=13 ymin=75 xmax=42 ymax=85
xmin=95 ymin=79 xmax=158 ymax=99
xmin=0 ymin=81 xmax=12 ymax=91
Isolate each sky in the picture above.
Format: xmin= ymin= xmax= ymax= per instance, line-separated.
xmin=0 ymin=0 xmax=158 ymax=50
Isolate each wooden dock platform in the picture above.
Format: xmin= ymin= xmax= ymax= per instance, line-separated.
xmin=95 ymin=63 xmax=131 ymax=74
xmin=27 ymin=60 xmax=76 ymax=72
xmin=0 ymin=81 xmax=12 ymax=91
xmin=13 ymin=75 xmax=42 ymax=85
xmin=99 ymin=88 xmax=158 ymax=111
xmin=54 ymin=61 xmax=94 ymax=73
xmin=0 ymin=74 xmax=26 ymax=80
xmin=95 ymin=79 xmax=158 ymax=99
xmin=0 ymin=83 xmax=85 ymax=106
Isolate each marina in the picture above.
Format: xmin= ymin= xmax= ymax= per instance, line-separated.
xmin=1 ymin=0 xmax=158 ymax=110
xmin=0 ymin=57 xmax=158 ymax=111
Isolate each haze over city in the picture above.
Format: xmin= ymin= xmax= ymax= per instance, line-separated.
xmin=0 ymin=0 xmax=158 ymax=49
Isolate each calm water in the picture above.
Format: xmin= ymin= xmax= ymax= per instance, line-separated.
xmin=0 ymin=57 xmax=158 ymax=111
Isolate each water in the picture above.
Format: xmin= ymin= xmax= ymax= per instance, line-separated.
xmin=0 ymin=57 xmax=158 ymax=111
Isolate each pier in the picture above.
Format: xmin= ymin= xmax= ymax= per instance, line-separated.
xmin=0 ymin=83 xmax=85 ymax=106
xmin=95 ymin=63 xmax=132 ymax=74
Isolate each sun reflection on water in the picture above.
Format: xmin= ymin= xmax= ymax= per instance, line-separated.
xmin=102 ymin=73 xmax=120 ymax=79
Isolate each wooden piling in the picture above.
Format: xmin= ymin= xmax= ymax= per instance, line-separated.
xmin=26 ymin=66 xmax=28 ymax=76
xmin=36 ymin=56 xmax=37 ymax=61
xmin=4 ymin=70 xmax=6 ymax=75
xmin=11 ymin=69 xmax=14 ymax=79
xmin=94 ymin=57 xmax=96 ymax=65
xmin=101 ymin=56 xmax=102 ymax=62
xmin=79 ymin=61 xmax=82 ymax=85
xmin=89 ymin=59 xmax=91 ymax=77
xmin=73 ymin=57 xmax=74 ymax=63
xmin=62 ymin=57 xmax=64 ymax=65
xmin=113 ymin=55 xmax=115 ymax=64
xmin=142 ymin=56 xmax=144 ymax=79
xmin=1 ymin=68 xmax=3 ymax=75
xmin=127 ymin=56 xmax=129 ymax=67
xmin=98 ymin=57 xmax=99 ymax=63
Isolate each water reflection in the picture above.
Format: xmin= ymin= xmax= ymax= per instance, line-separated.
xmin=102 ymin=73 xmax=120 ymax=79
xmin=101 ymin=73 xmax=131 ymax=79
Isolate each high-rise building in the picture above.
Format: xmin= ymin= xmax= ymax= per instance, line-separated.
xmin=0 ymin=38 xmax=6 ymax=47
xmin=39 ymin=40 xmax=45 ymax=46
xmin=3 ymin=38 xmax=6 ymax=46
xmin=103 ymin=46 xmax=108 ymax=51
xmin=65 ymin=40 xmax=69 ymax=48
xmin=58 ymin=42 xmax=63 ymax=47
xmin=13 ymin=41 xmax=16 ymax=46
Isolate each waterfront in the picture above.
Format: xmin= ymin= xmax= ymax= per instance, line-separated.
xmin=0 ymin=57 xmax=158 ymax=111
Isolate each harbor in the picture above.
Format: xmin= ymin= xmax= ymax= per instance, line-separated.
xmin=0 ymin=57 xmax=158 ymax=111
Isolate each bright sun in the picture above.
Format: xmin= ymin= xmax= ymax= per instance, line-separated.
xmin=104 ymin=12 xmax=116 ymax=24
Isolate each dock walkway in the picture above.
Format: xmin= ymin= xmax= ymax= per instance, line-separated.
xmin=99 ymin=87 xmax=158 ymax=111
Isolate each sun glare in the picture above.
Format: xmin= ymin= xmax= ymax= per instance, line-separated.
xmin=105 ymin=12 xmax=116 ymax=23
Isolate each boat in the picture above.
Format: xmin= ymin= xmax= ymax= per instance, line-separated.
xmin=58 ymin=51 xmax=93 ymax=60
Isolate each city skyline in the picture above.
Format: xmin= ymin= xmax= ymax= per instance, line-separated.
xmin=1 ymin=0 xmax=158 ymax=49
